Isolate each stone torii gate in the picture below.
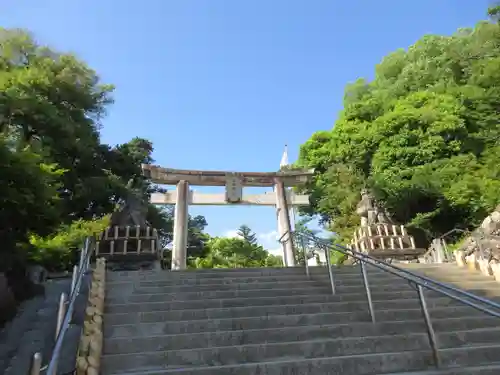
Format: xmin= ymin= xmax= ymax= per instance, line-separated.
xmin=142 ymin=159 xmax=313 ymax=270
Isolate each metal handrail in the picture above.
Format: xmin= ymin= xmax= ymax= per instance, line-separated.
xmin=313 ymin=233 xmax=500 ymax=313
xmin=48 ymin=236 xmax=94 ymax=374
xmin=293 ymin=231 xmax=500 ymax=368
xmin=279 ymin=230 xmax=334 ymax=294
xmin=30 ymin=236 xmax=95 ymax=375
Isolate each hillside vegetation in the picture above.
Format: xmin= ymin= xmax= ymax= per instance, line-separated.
xmin=297 ymin=9 xmax=500 ymax=245
xmin=0 ymin=29 xmax=211 ymax=302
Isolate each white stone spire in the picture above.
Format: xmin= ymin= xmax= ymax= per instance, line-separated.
xmin=280 ymin=144 xmax=289 ymax=168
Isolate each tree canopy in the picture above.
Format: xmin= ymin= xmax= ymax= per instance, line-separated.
xmin=237 ymin=224 xmax=258 ymax=245
xmin=297 ymin=11 xmax=500 ymax=245
xmin=0 ymin=28 xmax=285 ymax=293
xmin=0 ymin=29 xmax=212 ymax=298
xmin=191 ymin=226 xmax=282 ymax=269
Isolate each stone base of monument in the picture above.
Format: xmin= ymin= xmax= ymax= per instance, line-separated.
xmin=94 ymin=225 xmax=160 ymax=271
xmin=351 ymin=224 xmax=426 ymax=260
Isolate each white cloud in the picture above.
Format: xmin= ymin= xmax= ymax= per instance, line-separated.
xmin=267 ymin=247 xmax=283 ymax=257
xmin=222 ymin=230 xmax=242 ymax=239
xmin=258 ymin=230 xmax=279 ymax=243
xmin=257 ymin=230 xmax=284 ymax=256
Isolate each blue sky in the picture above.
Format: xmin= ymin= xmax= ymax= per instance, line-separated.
xmin=0 ymin=0 xmax=491 ymax=253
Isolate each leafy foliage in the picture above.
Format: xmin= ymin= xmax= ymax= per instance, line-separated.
xmin=237 ymin=224 xmax=258 ymax=245
xmin=0 ymin=29 xmax=209 ymax=295
xmin=29 ymin=217 xmax=110 ymax=271
xmin=0 ymin=136 xmax=63 ymax=272
xmin=191 ymin=225 xmax=283 ymax=268
xmin=298 ymin=11 xmax=500 ymax=245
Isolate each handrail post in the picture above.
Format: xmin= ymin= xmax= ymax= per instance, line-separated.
xmin=324 ymin=246 xmax=336 ymax=295
xmin=30 ymin=352 xmax=42 ymax=375
xmin=85 ymin=248 xmax=91 ymax=271
xmin=299 ymin=235 xmax=310 ymax=279
xmin=416 ymin=285 xmax=440 ymax=367
xmin=83 ymin=236 xmax=91 ymax=271
xmin=278 ymin=230 xmax=289 ymax=267
xmin=55 ymin=292 xmax=67 ymax=340
xmin=70 ymin=265 xmax=78 ymax=296
xmin=360 ymin=261 xmax=376 ymax=323
xmin=77 ymin=245 xmax=85 ymax=273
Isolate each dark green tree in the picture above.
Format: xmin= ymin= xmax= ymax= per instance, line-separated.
xmin=297 ymin=9 xmax=500 ymax=246
xmin=192 ymin=236 xmax=282 ymax=269
xmin=0 ymin=28 xmax=210 ymax=294
xmin=237 ymin=224 xmax=257 ymax=244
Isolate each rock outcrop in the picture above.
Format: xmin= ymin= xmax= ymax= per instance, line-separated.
xmin=454 ymin=205 xmax=500 ymax=280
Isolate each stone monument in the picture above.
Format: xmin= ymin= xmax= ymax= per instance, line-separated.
xmin=356 ymin=189 xmax=393 ymax=227
xmin=351 ymin=189 xmax=424 ymax=260
xmin=95 ymin=178 xmax=159 ymax=269
xmin=109 ymin=178 xmax=150 ymax=227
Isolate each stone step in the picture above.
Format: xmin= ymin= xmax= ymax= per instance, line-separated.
xmin=104 ymin=305 xmax=485 ymax=338
xmin=400 ymin=266 xmax=490 ymax=277
xmin=438 ymin=327 xmax=500 ymax=348
xmin=104 ymin=287 xmax=472 ymax=314
xmin=397 ymin=265 xmax=494 ymax=278
xmin=105 ymin=263 xmax=493 ymax=282
xmin=103 ymin=317 xmax=500 ymax=354
xmin=399 ymin=267 xmax=500 ymax=300
xmin=99 ymin=344 xmax=500 ymax=375
xmin=106 ymin=265 xmax=382 ymax=278
xmin=106 ymin=274 xmax=316 ymax=287
xmin=400 ymin=263 xmax=464 ymax=270
xmin=383 ymin=363 xmax=500 ymax=375
xmin=105 ymin=280 xmax=500 ymax=304
xmin=105 ymin=266 xmax=405 ymax=283
xmin=100 ymin=264 xmax=500 ymax=375
xmin=107 ymin=266 xmax=304 ymax=278
xmin=105 ymin=286 xmax=333 ymax=304
xmin=105 ymin=297 xmax=463 ymax=325
xmin=313 ymin=264 xmax=486 ymax=276
xmin=106 ymin=279 xmax=325 ymax=296
xmin=101 ymin=332 xmax=433 ymax=373
xmin=105 ymin=292 xmax=336 ymax=314
xmin=105 ymin=268 xmax=495 ymax=291
xmin=105 ymin=278 xmax=499 ymax=303
xmin=106 ymin=268 xmax=309 ymax=282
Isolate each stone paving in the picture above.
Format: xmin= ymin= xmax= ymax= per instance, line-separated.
xmin=0 ymin=278 xmax=70 ymax=375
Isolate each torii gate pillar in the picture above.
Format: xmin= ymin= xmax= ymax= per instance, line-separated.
xmin=172 ymin=180 xmax=189 ymax=270
xmin=275 ymin=179 xmax=295 ymax=266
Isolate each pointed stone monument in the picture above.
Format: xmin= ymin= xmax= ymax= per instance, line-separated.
xmin=95 ymin=178 xmax=159 ymax=268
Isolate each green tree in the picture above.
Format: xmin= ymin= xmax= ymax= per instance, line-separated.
xmin=297 ymin=10 xmax=500 ymax=246
xmin=0 ymin=28 xmax=209 ymax=289
xmin=0 ymin=137 xmax=63 ymax=289
xmin=237 ymin=224 xmax=257 ymax=244
xmin=192 ymin=236 xmax=282 ymax=269
xmin=488 ymin=3 xmax=500 ymax=22
xmin=0 ymin=28 xmax=118 ymax=221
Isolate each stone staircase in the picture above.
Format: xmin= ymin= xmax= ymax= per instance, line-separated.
xmin=101 ymin=264 xmax=500 ymax=375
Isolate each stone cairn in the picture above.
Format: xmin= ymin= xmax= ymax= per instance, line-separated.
xmin=350 ymin=189 xmax=424 ymax=260
xmin=454 ymin=204 xmax=500 ymax=280
xmin=75 ymin=257 xmax=106 ymax=375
